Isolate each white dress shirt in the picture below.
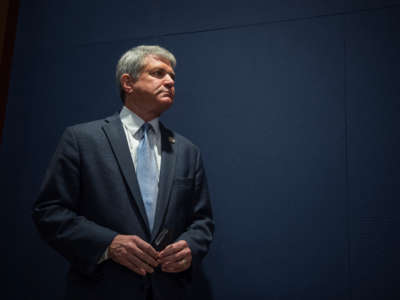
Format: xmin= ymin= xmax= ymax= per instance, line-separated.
xmin=120 ymin=106 xmax=162 ymax=176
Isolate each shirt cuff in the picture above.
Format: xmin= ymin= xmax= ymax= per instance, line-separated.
xmin=97 ymin=247 xmax=109 ymax=264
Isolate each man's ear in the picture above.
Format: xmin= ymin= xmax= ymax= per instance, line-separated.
xmin=120 ymin=74 xmax=134 ymax=94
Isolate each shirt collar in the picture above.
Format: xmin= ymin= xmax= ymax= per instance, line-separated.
xmin=119 ymin=106 xmax=160 ymax=137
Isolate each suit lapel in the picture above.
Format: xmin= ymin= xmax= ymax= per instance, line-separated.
xmin=151 ymin=123 xmax=177 ymax=240
xmin=102 ymin=115 xmax=151 ymax=234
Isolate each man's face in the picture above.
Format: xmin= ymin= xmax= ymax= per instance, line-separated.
xmin=127 ymin=55 xmax=175 ymax=117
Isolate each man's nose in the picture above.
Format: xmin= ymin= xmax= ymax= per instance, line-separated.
xmin=164 ymin=74 xmax=175 ymax=87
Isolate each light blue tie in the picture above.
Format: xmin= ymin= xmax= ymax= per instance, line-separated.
xmin=136 ymin=123 xmax=158 ymax=231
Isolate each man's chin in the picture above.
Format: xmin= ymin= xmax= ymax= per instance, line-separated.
xmin=157 ymin=98 xmax=174 ymax=112
xmin=159 ymin=97 xmax=174 ymax=106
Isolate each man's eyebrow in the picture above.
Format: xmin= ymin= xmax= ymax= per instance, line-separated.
xmin=149 ymin=66 xmax=175 ymax=78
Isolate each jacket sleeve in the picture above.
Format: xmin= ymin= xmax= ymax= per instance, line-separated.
xmin=32 ymin=127 xmax=118 ymax=276
xmin=177 ymin=150 xmax=214 ymax=272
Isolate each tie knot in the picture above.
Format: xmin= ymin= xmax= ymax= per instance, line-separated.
xmin=138 ymin=123 xmax=153 ymax=139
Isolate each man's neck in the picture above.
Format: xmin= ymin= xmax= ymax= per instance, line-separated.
xmin=124 ymin=102 xmax=160 ymax=122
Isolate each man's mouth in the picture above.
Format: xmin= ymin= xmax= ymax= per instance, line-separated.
xmin=160 ymin=91 xmax=173 ymax=97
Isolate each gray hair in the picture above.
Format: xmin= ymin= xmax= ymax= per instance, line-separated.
xmin=116 ymin=45 xmax=177 ymax=102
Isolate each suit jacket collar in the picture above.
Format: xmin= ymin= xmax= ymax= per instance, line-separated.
xmin=102 ymin=114 xmax=177 ymax=241
xmin=102 ymin=114 xmax=151 ymax=235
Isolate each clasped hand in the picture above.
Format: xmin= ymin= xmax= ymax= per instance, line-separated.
xmin=108 ymin=235 xmax=192 ymax=276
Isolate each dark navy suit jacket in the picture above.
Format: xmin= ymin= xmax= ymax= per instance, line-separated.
xmin=32 ymin=113 xmax=214 ymax=300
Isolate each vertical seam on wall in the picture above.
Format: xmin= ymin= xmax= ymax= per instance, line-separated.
xmin=343 ymin=14 xmax=352 ymax=300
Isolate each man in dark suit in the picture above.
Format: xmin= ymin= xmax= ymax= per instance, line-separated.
xmin=32 ymin=45 xmax=214 ymax=300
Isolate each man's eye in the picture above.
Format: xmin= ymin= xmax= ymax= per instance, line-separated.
xmin=152 ymin=70 xmax=163 ymax=77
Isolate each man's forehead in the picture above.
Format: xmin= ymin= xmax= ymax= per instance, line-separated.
xmin=144 ymin=55 xmax=173 ymax=69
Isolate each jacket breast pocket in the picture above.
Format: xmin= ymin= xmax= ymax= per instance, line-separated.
xmin=173 ymin=177 xmax=194 ymax=188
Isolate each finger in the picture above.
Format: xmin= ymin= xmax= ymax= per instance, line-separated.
xmin=161 ymin=260 xmax=188 ymax=273
xmin=126 ymin=252 xmax=154 ymax=274
xmin=159 ymin=240 xmax=186 ymax=258
xmin=122 ymin=259 xmax=147 ymax=276
xmin=159 ymin=242 xmax=183 ymax=257
xmin=134 ymin=237 xmax=159 ymax=259
xmin=129 ymin=245 xmax=159 ymax=267
xmin=162 ymin=266 xmax=181 ymax=273
xmin=162 ymin=264 xmax=181 ymax=273
xmin=159 ymin=247 xmax=190 ymax=264
xmin=162 ymin=255 xmax=191 ymax=268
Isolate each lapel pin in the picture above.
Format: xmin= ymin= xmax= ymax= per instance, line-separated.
xmin=168 ymin=136 xmax=175 ymax=144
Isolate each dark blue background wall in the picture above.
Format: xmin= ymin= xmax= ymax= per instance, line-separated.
xmin=1 ymin=1 xmax=399 ymax=299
